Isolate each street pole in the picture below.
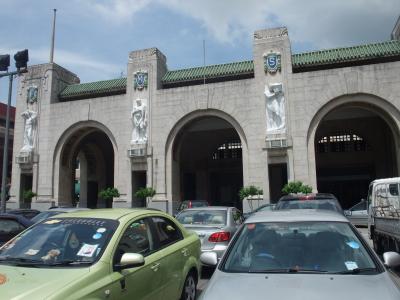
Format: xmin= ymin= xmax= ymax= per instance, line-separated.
xmin=0 ymin=74 xmax=13 ymax=213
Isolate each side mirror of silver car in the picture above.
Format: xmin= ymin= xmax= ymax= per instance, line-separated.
xmin=383 ymin=252 xmax=400 ymax=268
xmin=200 ymin=252 xmax=218 ymax=266
xmin=344 ymin=210 xmax=352 ymax=217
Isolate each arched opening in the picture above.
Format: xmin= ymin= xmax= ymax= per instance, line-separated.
xmin=58 ymin=127 xmax=115 ymax=208
xmin=172 ymin=116 xmax=244 ymax=209
xmin=315 ymin=105 xmax=398 ymax=209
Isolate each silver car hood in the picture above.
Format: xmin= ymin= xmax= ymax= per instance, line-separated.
xmin=200 ymin=270 xmax=400 ymax=300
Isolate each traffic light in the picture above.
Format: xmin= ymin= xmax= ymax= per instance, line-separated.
xmin=0 ymin=54 xmax=10 ymax=71
xmin=14 ymin=49 xmax=28 ymax=70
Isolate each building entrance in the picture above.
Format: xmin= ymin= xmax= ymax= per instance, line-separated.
xmin=59 ymin=127 xmax=114 ymax=208
xmin=315 ymin=105 xmax=398 ymax=209
xmin=173 ymin=117 xmax=243 ymax=209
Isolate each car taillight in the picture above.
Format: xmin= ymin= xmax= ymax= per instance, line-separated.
xmin=299 ymin=195 xmax=314 ymax=200
xmin=208 ymin=232 xmax=231 ymax=243
xmin=188 ymin=201 xmax=192 ymax=208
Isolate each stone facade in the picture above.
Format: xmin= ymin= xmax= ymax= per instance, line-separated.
xmin=8 ymin=26 xmax=400 ymax=213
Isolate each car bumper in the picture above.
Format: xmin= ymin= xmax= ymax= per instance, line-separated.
xmin=201 ymin=244 xmax=228 ymax=260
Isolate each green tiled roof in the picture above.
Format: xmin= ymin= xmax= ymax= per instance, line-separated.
xmin=59 ymin=77 xmax=126 ymax=99
xmin=161 ymin=60 xmax=254 ymax=84
xmin=292 ymin=40 xmax=400 ymax=69
xmin=59 ymin=40 xmax=400 ymax=99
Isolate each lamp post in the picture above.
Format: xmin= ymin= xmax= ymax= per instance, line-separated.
xmin=0 ymin=50 xmax=29 ymax=213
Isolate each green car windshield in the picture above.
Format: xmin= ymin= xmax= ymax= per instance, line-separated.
xmin=222 ymin=221 xmax=378 ymax=274
xmin=0 ymin=218 xmax=118 ymax=267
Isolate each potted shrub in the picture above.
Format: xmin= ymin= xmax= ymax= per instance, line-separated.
xmin=282 ymin=181 xmax=312 ymax=195
xmin=98 ymin=187 xmax=120 ymax=208
xmin=22 ymin=189 xmax=37 ymax=208
xmin=239 ymin=185 xmax=263 ymax=211
xmin=134 ymin=187 xmax=156 ymax=207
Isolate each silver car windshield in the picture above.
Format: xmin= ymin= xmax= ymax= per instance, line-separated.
xmin=222 ymin=221 xmax=377 ymax=274
xmin=0 ymin=218 xmax=118 ymax=267
xmin=177 ymin=210 xmax=227 ymax=226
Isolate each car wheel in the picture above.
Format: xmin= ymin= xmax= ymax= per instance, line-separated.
xmin=181 ymin=272 xmax=196 ymax=300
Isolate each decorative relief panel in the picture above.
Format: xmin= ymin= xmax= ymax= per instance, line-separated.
xmin=265 ymin=83 xmax=285 ymax=133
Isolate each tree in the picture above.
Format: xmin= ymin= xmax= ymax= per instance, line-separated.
xmin=282 ymin=181 xmax=312 ymax=195
xmin=22 ymin=190 xmax=37 ymax=203
xmin=239 ymin=185 xmax=263 ymax=211
xmin=98 ymin=187 xmax=120 ymax=208
xmin=134 ymin=187 xmax=156 ymax=207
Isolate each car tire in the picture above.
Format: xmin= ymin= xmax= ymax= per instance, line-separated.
xmin=180 ymin=272 xmax=197 ymax=300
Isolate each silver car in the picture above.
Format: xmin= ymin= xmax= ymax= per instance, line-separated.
xmin=344 ymin=199 xmax=368 ymax=227
xmin=199 ymin=209 xmax=400 ymax=300
xmin=176 ymin=206 xmax=243 ymax=259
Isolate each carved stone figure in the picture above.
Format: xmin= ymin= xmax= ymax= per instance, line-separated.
xmin=264 ymin=83 xmax=285 ymax=133
xmin=21 ymin=109 xmax=37 ymax=152
xmin=131 ymin=99 xmax=148 ymax=145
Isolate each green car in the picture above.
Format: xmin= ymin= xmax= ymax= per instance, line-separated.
xmin=0 ymin=209 xmax=201 ymax=300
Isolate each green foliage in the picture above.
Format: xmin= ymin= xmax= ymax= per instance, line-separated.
xmin=134 ymin=187 xmax=156 ymax=199
xmin=239 ymin=185 xmax=263 ymax=201
xmin=282 ymin=181 xmax=312 ymax=195
xmin=98 ymin=187 xmax=120 ymax=200
xmin=22 ymin=190 xmax=37 ymax=202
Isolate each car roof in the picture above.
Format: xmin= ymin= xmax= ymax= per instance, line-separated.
xmin=179 ymin=206 xmax=232 ymax=211
xmin=0 ymin=213 xmax=34 ymax=226
xmin=279 ymin=193 xmax=337 ymax=201
xmin=46 ymin=207 xmax=90 ymax=212
xmin=371 ymin=177 xmax=400 ymax=184
xmin=245 ymin=209 xmax=348 ymax=223
xmin=50 ymin=208 xmax=165 ymax=220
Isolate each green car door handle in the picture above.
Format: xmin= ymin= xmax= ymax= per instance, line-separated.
xmin=151 ymin=262 xmax=160 ymax=271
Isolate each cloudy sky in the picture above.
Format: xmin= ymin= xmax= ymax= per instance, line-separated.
xmin=0 ymin=0 xmax=399 ymax=103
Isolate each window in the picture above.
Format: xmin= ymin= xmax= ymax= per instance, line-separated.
xmin=115 ymin=218 xmax=154 ymax=263
xmin=0 ymin=219 xmax=25 ymax=234
xmin=317 ymin=133 xmax=369 ymax=153
xmin=151 ymin=217 xmax=182 ymax=248
xmin=212 ymin=140 xmax=242 ymax=160
xmin=389 ymin=184 xmax=399 ymax=196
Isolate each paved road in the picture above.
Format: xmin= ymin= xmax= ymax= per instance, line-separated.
xmin=196 ymin=226 xmax=400 ymax=298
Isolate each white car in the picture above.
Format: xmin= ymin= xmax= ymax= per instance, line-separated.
xmin=344 ymin=199 xmax=368 ymax=227
xmin=199 ymin=209 xmax=400 ymax=300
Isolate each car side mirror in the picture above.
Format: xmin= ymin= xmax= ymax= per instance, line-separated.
xmin=200 ymin=252 xmax=218 ymax=266
xmin=114 ymin=253 xmax=145 ymax=271
xmin=344 ymin=210 xmax=352 ymax=216
xmin=383 ymin=251 xmax=400 ymax=268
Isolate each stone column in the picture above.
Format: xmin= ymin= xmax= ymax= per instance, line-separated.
xmin=127 ymin=48 xmax=168 ymax=210
xmin=11 ymin=64 xmax=79 ymax=209
xmin=253 ymin=27 xmax=294 ymax=199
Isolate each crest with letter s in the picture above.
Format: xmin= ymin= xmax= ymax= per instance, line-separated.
xmin=27 ymin=86 xmax=38 ymax=104
xmin=133 ymin=71 xmax=148 ymax=90
xmin=264 ymin=52 xmax=281 ymax=74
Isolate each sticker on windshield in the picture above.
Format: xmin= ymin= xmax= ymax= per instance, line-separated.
xmin=0 ymin=274 xmax=7 ymax=285
xmin=247 ymin=224 xmax=256 ymax=230
xmin=346 ymin=241 xmax=360 ymax=249
xmin=25 ymin=249 xmax=39 ymax=256
xmin=344 ymin=261 xmax=358 ymax=270
xmin=92 ymin=233 xmax=102 ymax=240
xmin=97 ymin=227 xmax=106 ymax=233
xmin=77 ymin=244 xmax=99 ymax=257
xmin=44 ymin=219 xmax=61 ymax=225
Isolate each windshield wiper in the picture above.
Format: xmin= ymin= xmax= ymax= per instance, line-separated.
xmin=0 ymin=257 xmax=44 ymax=267
xmin=333 ymin=267 xmax=377 ymax=275
xmin=49 ymin=260 xmax=92 ymax=266
xmin=248 ymin=268 xmax=328 ymax=273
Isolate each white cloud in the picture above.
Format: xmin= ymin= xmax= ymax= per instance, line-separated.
xmin=83 ymin=0 xmax=399 ymax=49
xmin=81 ymin=0 xmax=153 ymax=24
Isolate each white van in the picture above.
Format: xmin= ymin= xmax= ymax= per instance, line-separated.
xmin=367 ymin=177 xmax=400 ymax=236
